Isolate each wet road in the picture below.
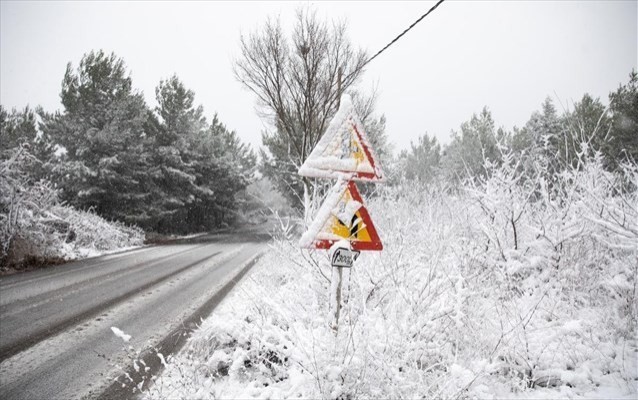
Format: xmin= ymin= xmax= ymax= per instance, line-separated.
xmin=0 ymin=231 xmax=267 ymax=400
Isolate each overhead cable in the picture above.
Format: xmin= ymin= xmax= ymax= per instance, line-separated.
xmin=363 ymin=0 xmax=446 ymax=69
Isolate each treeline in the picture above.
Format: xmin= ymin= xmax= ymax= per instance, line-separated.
xmin=397 ymin=71 xmax=637 ymax=186
xmin=1 ymin=50 xmax=255 ymax=234
xmin=232 ymin=8 xmax=635 ymax=211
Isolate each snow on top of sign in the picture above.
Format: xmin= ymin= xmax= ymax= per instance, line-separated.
xmin=332 ymin=196 xmax=362 ymax=227
xmin=325 ymin=94 xmax=354 ymax=145
xmin=298 ymin=94 xmax=384 ymax=181
xmin=299 ymin=179 xmax=348 ymax=248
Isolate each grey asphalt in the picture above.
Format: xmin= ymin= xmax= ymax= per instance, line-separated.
xmin=0 ymin=231 xmax=267 ymax=400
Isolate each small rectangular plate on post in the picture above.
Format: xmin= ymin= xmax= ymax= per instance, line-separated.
xmin=331 ymin=247 xmax=360 ymax=268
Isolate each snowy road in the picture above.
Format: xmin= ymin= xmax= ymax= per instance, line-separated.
xmin=0 ymin=231 xmax=267 ymax=400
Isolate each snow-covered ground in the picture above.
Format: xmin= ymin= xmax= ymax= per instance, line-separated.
xmin=144 ymin=153 xmax=636 ymax=399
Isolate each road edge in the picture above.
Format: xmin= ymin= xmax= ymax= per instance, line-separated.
xmin=95 ymin=249 xmax=266 ymax=400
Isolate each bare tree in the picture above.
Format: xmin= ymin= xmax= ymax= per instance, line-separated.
xmin=234 ymin=8 xmax=368 ymax=207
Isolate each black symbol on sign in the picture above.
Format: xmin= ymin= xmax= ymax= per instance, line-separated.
xmin=338 ymin=214 xmax=359 ymax=239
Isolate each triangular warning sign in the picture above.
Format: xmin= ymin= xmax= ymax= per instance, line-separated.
xmin=298 ymin=95 xmax=384 ymax=182
xmin=300 ymin=180 xmax=383 ymax=251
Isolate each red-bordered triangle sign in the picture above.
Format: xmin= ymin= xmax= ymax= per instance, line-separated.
xmin=299 ymin=180 xmax=383 ymax=251
xmin=298 ymin=95 xmax=384 ymax=182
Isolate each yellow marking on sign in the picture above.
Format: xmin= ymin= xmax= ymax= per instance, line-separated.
xmin=347 ymin=125 xmax=365 ymax=165
xmin=330 ymin=215 xmax=351 ymax=238
xmin=354 ymin=210 xmax=371 ymax=241
xmin=329 ymin=210 xmax=372 ymax=241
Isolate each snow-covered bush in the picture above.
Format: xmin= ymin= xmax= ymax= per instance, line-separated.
xmin=54 ymin=205 xmax=145 ymax=258
xmin=1 ymin=145 xmax=60 ymax=266
xmin=148 ymin=145 xmax=636 ymax=398
xmin=1 ymin=145 xmax=144 ymax=270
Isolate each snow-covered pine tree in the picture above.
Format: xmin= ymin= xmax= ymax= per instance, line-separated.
xmin=510 ymin=98 xmax=564 ymax=183
xmin=560 ymin=93 xmax=612 ymax=170
xmin=0 ymin=105 xmax=54 ymax=181
xmin=1 ymin=105 xmax=38 ymax=150
xmin=150 ymin=74 xmax=208 ymax=233
xmin=41 ymin=50 xmax=154 ymax=227
xmin=398 ymin=133 xmax=442 ymax=184
xmin=152 ymin=75 xmax=254 ymax=233
xmin=441 ymin=107 xmax=504 ymax=184
xmin=608 ymin=71 xmax=638 ymax=172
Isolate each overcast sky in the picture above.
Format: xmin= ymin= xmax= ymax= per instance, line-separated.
xmin=1 ymin=0 xmax=636 ymax=153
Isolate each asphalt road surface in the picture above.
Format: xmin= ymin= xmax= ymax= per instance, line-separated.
xmin=0 ymin=231 xmax=268 ymax=400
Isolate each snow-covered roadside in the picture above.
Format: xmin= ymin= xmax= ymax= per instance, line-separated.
xmin=141 ymin=248 xmax=325 ymax=399
xmin=145 ymin=243 xmax=636 ymax=399
xmin=1 ymin=204 xmax=145 ymax=273
xmin=145 ymin=154 xmax=637 ymax=399
xmin=31 ymin=230 xmax=214 ymax=271
xmin=1 ymin=145 xmax=146 ymax=272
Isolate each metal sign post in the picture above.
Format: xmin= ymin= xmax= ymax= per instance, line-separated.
xmin=329 ymin=244 xmax=359 ymax=331
xmin=329 ymin=266 xmax=343 ymax=332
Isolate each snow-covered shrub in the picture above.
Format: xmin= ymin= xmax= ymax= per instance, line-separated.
xmin=1 ymin=145 xmax=61 ymax=266
xmin=53 ymin=205 xmax=145 ymax=259
xmin=0 ymin=145 xmax=144 ymax=270
xmin=148 ymin=145 xmax=636 ymax=398
xmin=454 ymin=148 xmax=637 ymax=394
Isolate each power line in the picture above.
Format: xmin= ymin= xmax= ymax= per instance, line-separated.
xmin=363 ymin=0 xmax=446 ymax=69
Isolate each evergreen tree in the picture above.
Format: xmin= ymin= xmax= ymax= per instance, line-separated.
xmin=152 ymin=75 xmax=253 ymax=232
xmin=150 ymin=75 xmax=207 ymax=232
xmin=192 ymin=121 xmax=255 ymax=229
xmin=1 ymin=106 xmax=38 ymax=151
xmin=41 ymin=50 xmax=154 ymax=225
xmin=608 ymin=70 xmax=638 ymax=169
xmin=560 ymin=94 xmax=612 ymax=169
xmin=516 ymin=98 xmax=562 ymax=154
xmin=515 ymin=98 xmax=564 ymax=179
xmin=359 ymin=115 xmax=391 ymax=183
xmin=442 ymin=107 xmax=503 ymax=183
xmin=1 ymin=106 xmax=55 ymax=183
xmin=208 ymin=114 xmax=256 ymax=175
xmin=399 ymin=133 xmax=441 ymax=183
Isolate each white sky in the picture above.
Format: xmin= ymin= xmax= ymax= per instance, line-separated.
xmin=1 ymin=0 xmax=636 ymax=152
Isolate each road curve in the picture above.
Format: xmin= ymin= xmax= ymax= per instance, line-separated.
xmin=0 ymin=231 xmax=267 ymax=400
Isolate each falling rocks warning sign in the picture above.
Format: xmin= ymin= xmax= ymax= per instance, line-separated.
xmin=300 ymin=180 xmax=383 ymax=251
